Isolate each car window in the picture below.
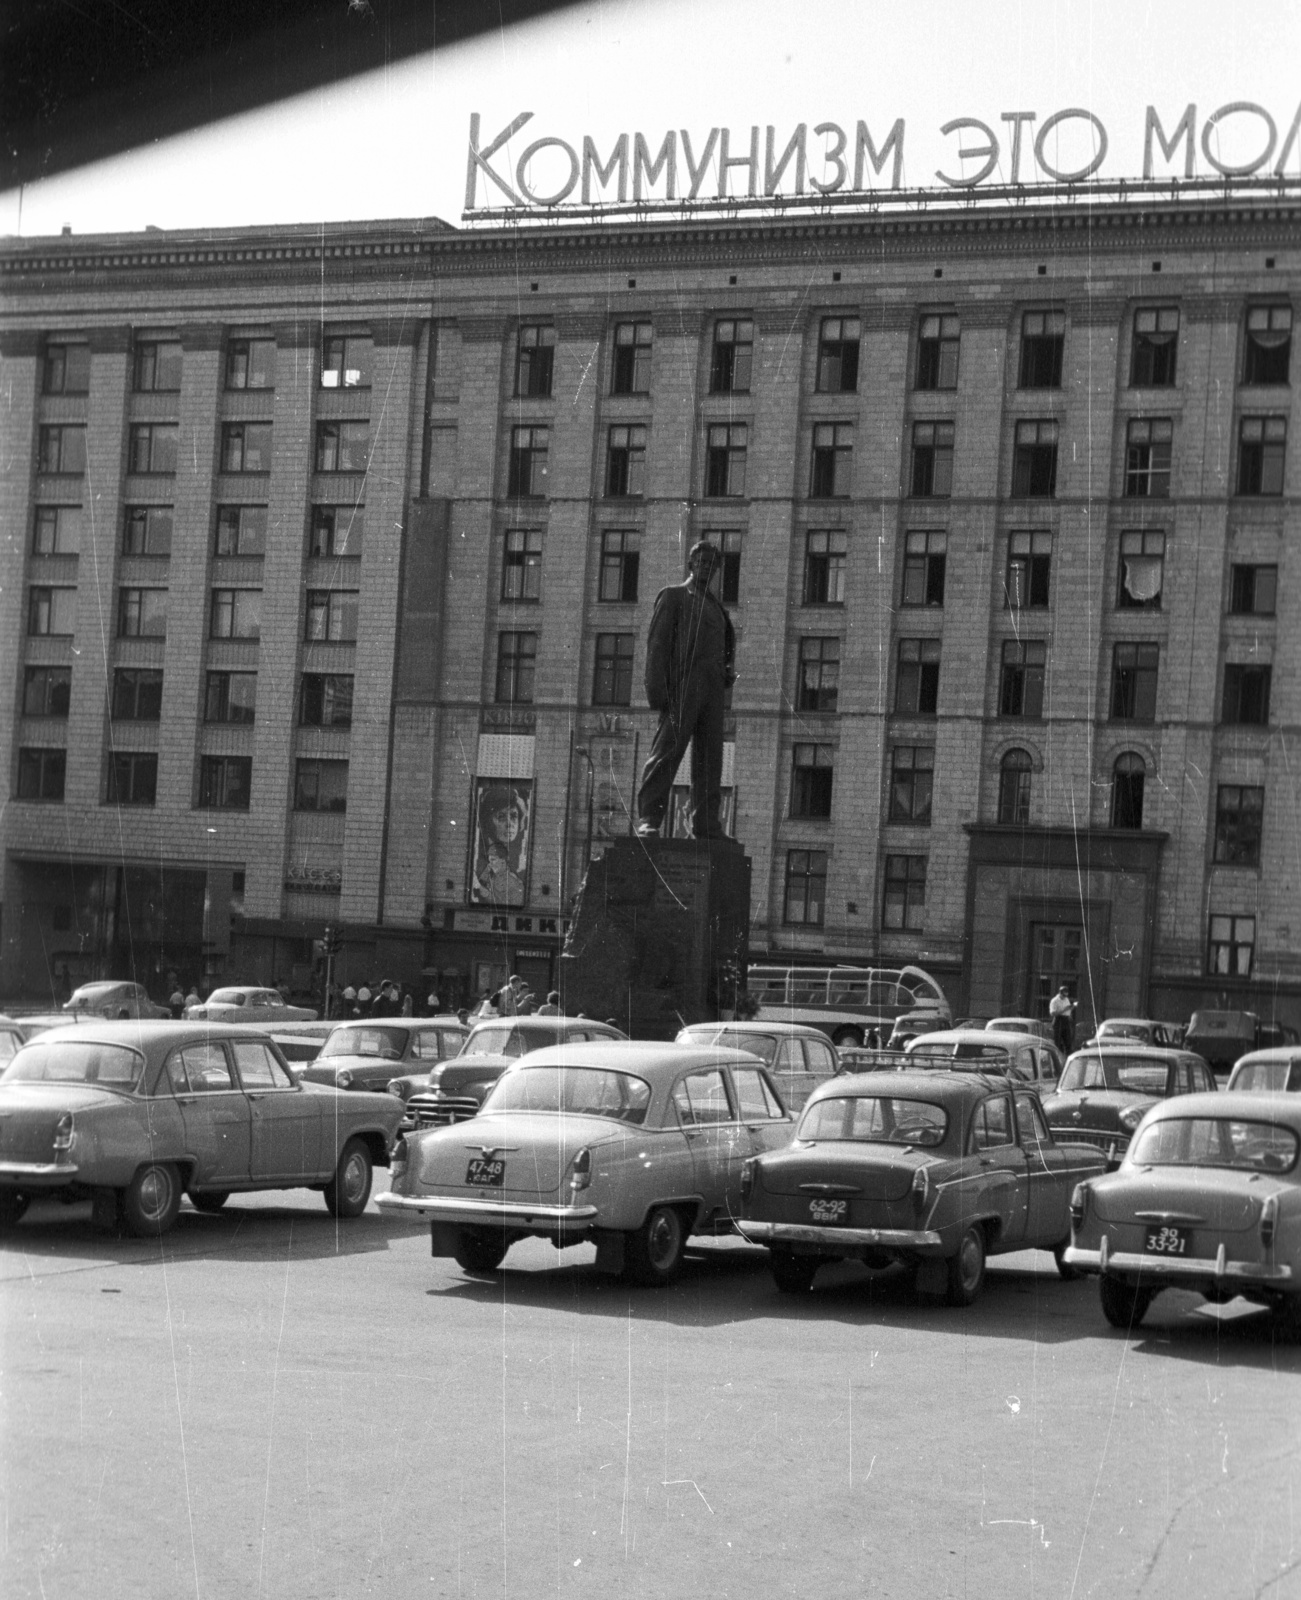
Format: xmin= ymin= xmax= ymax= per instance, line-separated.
xmin=174 ymin=1042 xmax=233 ymax=1092
xmin=0 ymin=1030 xmax=21 ymax=1064
xmin=799 ymin=1095 xmax=948 ymax=1146
xmin=771 ymin=1040 xmax=803 ymax=1074
xmin=804 ymin=1039 xmax=838 ymax=1078
xmin=232 ymin=1041 xmax=294 ymax=1089
xmin=732 ymin=1067 xmax=785 ymax=1120
xmin=709 ymin=1030 xmax=778 ymax=1064
xmin=673 ymin=1069 xmax=734 ymax=1126
xmin=1015 ymin=1094 xmax=1050 ymax=1146
xmin=409 ymin=1031 xmax=444 ymax=1061
xmin=973 ymin=1096 xmax=1014 ymax=1150
xmin=321 ymin=1026 xmax=404 ymax=1060
xmin=1131 ymin=1116 xmax=1299 ymax=1174
xmin=1036 ymin=1047 xmax=1059 ymax=1081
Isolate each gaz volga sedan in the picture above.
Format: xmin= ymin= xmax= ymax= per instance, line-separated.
xmin=376 ymin=1042 xmax=794 ymax=1285
xmin=735 ymin=1069 xmax=1107 ymax=1303
xmin=1064 ymin=1092 xmax=1301 ymax=1330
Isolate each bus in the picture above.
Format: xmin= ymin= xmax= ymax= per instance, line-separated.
xmin=746 ymin=963 xmax=951 ymax=1048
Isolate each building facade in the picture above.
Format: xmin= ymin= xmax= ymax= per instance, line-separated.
xmin=1 ymin=190 xmax=1298 ymax=1031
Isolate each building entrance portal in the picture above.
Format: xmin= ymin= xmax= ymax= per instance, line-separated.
xmin=1028 ymin=922 xmax=1083 ymax=1021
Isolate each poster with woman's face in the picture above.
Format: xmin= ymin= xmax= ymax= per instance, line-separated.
xmin=469 ymin=778 xmax=533 ymax=907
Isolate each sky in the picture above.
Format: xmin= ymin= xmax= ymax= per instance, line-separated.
xmin=1 ymin=0 xmax=1298 ymax=237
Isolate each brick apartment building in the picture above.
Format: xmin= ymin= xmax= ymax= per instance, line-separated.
xmin=0 ymin=186 xmax=1298 ymax=1031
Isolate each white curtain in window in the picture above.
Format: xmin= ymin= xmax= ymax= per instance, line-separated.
xmin=1122 ymin=556 xmax=1163 ymax=602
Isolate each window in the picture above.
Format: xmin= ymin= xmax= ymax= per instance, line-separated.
xmin=999 ymin=640 xmax=1046 ymax=719
xmin=895 ymin=638 xmax=941 ymax=715
xmin=111 ymin=668 xmax=163 ymax=721
xmin=611 ymin=321 xmax=652 ymax=394
xmin=1124 ymin=418 xmax=1173 ymax=497
xmin=38 ymin=425 xmax=86 ymax=474
xmin=308 ymin=504 xmax=362 ymax=559
xmin=28 ymin=586 xmax=77 ymax=635
xmin=304 ymin=589 xmax=358 ymax=642
xmin=321 ymin=333 xmax=373 ymax=389
xmin=500 ymin=528 xmax=543 ymax=601
xmin=221 ymin=422 xmax=273 ymax=474
xmin=42 ymin=341 xmax=90 ymax=394
xmin=1111 ymin=644 xmax=1159 ymax=722
xmin=710 ymin=318 xmax=753 ymax=393
xmin=702 ymin=530 xmax=743 ymax=604
xmin=902 ymin=531 xmax=946 ymax=607
xmin=199 ymin=754 xmax=251 ymax=811
xmin=225 ymin=337 xmax=275 ymax=390
xmin=1019 ymin=310 xmax=1065 ymax=388
xmin=33 ymin=505 xmax=82 ymax=555
xmin=1118 ymin=531 xmax=1165 ymax=609
xmin=1111 ymin=753 xmax=1146 ymax=828
xmin=598 ymin=530 xmax=639 ymax=602
xmin=17 ymin=748 xmax=65 ymax=800
xmin=916 ymin=313 xmax=960 ymax=390
xmin=508 ymin=426 xmax=549 ymax=497
xmin=299 ymin=673 xmax=353 ymax=727
xmin=117 ymin=587 xmax=167 ymax=639
xmin=882 ymin=854 xmax=926 ymax=931
xmin=790 ymin=743 xmax=834 ymax=818
xmin=889 ymin=745 xmax=934 ymax=823
xmin=783 ymin=850 xmax=827 ymax=926
xmin=1207 ymin=914 xmax=1255 ymax=977
xmin=122 ymin=506 xmax=173 ymax=556
xmin=1130 ymin=307 xmax=1179 ymax=387
xmin=797 ymin=636 xmax=840 ymax=712
xmin=209 ymin=588 xmax=262 ymax=639
xmin=1012 ymin=421 xmax=1058 ymax=497
xmin=605 ymin=424 xmax=647 ymax=497
xmin=496 ymin=631 xmax=537 ymax=703
xmin=133 ymin=339 xmax=182 ymax=392
xmin=315 ymin=422 xmax=368 ymax=474
xmin=1214 ymin=784 xmax=1264 ymax=866
xmin=910 ymin=422 xmax=954 ymax=497
xmin=1243 ymin=306 xmax=1292 ymax=385
xmin=22 ymin=666 xmax=71 ymax=718
xmin=803 ymin=530 xmax=847 ymax=605
xmin=1237 ymin=417 xmax=1286 ymax=495
xmin=593 ymin=633 xmax=635 ymax=706
xmin=106 ymin=753 xmax=157 ymax=806
xmin=998 ymin=749 xmax=1032 ymax=824
xmin=295 ymin=758 xmax=349 ymax=813
xmin=1229 ymin=564 xmax=1277 ymax=616
xmin=706 ymin=424 xmax=747 ymax=497
xmin=514 ymin=324 xmax=555 ymax=398
xmin=810 ymin=423 xmax=853 ymax=498
xmin=205 ymin=671 xmax=257 ymax=725
xmin=1221 ymin=663 xmax=1271 ymax=726
xmin=216 ymin=505 xmax=269 ymax=557
xmin=128 ymin=424 xmax=178 ymax=475
xmin=1005 ymin=530 xmax=1052 ymax=608
xmin=817 ymin=316 xmax=860 ymax=392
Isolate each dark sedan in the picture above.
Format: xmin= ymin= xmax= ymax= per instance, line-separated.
xmin=297 ymin=1017 xmax=469 ymax=1094
xmin=1041 ymin=1045 xmax=1217 ymax=1167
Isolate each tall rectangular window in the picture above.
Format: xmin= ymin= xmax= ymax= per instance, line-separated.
xmin=117 ymin=587 xmax=167 ymax=639
xmin=315 ymin=422 xmax=369 ymax=474
xmin=889 ymin=745 xmax=934 ymax=823
xmin=304 ymin=589 xmax=359 ymax=642
xmin=611 ymin=321 xmax=652 ymax=394
xmin=1130 ymin=307 xmax=1179 ymax=387
xmin=42 ymin=341 xmax=90 ymax=394
xmin=502 ymin=528 xmax=544 ymax=601
xmin=111 ymin=668 xmax=163 ymax=721
xmin=803 ymin=530 xmax=847 ymax=605
xmin=106 ymin=753 xmax=157 ymax=806
xmin=508 ymin=426 xmax=549 ymax=497
xmin=999 ymin=640 xmax=1046 ymax=718
xmin=1243 ymin=306 xmax=1292 ymax=385
xmin=709 ymin=318 xmax=753 ymax=394
xmin=38 ymin=425 xmax=87 ymax=475
xmin=1118 ymin=530 xmax=1165 ymax=610
xmin=810 ymin=423 xmax=853 ymax=498
xmin=199 ymin=755 xmax=252 ymax=810
xmin=28 ymin=586 xmax=77 ymax=636
xmin=1110 ymin=643 xmax=1159 ymax=722
xmin=1124 ymin=418 xmax=1173 ymax=497
xmin=902 ymin=531 xmax=948 ymax=607
xmin=33 ymin=505 xmax=82 ymax=554
xmin=797 ymin=637 xmax=840 ymax=712
xmin=1229 ymin=564 xmax=1277 ymax=616
xmin=817 ymin=317 xmax=860 ymax=392
xmin=221 ymin=422 xmax=273 ymax=474
xmin=1006 ymin=531 xmax=1052 ymax=608
xmin=128 ymin=424 xmax=178 ymax=475
xmin=598 ymin=530 xmax=639 ymax=602
xmin=204 ymin=671 xmax=257 ymax=724
xmin=916 ymin=313 xmax=960 ymax=390
xmin=790 ymin=743 xmax=834 ymax=819
xmin=705 ymin=424 xmax=747 ymax=497
xmin=209 ymin=588 xmax=262 ymax=639
xmin=702 ymin=530 xmax=743 ymax=605
xmin=225 ymin=337 xmax=276 ymax=390
xmin=299 ymin=673 xmax=353 ymax=727
xmin=910 ymin=421 xmax=954 ymax=497
xmin=882 ymin=854 xmax=926 ymax=931
xmin=1237 ymin=417 xmax=1286 ymax=495
xmin=1207 ymin=914 xmax=1255 ymax=977
xmin=321 ymin=334 xmax=373 ymax=389
xmin=1214 ymin=785 xmax=1264 ymax=866
xmin=22 ymin=665 xmax=71 ymax=718
xmin=895 ymin=639 xmax=941 ymax=715
xmin=605 ymin=424 xmax=647 ymax=497
xmin=308 ymin=504 xmax=362 ymax=559
xmin=495 ymin=631 xmax=537 ymax=703
xmin=1012 ymin=421 xmax=1058 ymax=497
xmin=1019 ymin=310 xmax=1065 ymax=388
xmin=592 ymin=633 xmax=634 ymax=706
xmin=783 ymin=850 xmax=827 ymax=926
xmin=1221 ymin=664 xmax=1271 ymax=726
xmin=122 ymin=506 xmax=173 ymax=556
xmin=514 ymin=325 xmax=556 ymax=398
xmin=216 ymin=505 xmax=269 ymax=557
xmin=294 ymin=759 xmax=349 ymax=812
xmin=133 ymin=339 xmax=182 ymax=392
xmin=17 ymin=748 xmax=66 ymax=800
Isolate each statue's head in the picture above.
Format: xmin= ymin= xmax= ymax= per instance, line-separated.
xmin=687 ymin=541 xmax=722 ymax=582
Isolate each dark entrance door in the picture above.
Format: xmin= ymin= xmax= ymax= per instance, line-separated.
xmin=1028 ymin=923 xmax=1083 ymax=1024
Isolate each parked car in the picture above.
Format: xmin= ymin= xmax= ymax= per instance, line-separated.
xmin=377 ymin=1041 xmax=794 ymax=1283
xmin=268 ymin=1027 xmax=337 ymax=1064
xmin=0 ymin=1021 xmax=402 ymax=1235
xmin=986 ymin=1016 xmax=1057 ymax=1043
xmin=404 ymin=1015 xmax=624 ymax=1128
xmin=63 ymin=981 xmax=171 ymax=1020
xmin=735 ymin=1069 xmax=1106 ymax=1301
xmin=675 ymin=1021 xmax=840 ymax=1108
xmin=1041 ymin=1045 xmax=1216 ymax=1167
xmin=184 ymin=987 xmax=318 ymax=1023
xmin=904 ymin=1028 xmax=1063 ymax=1095
xmin=1087 ymin=1017 xmax=1179 ymax=1048
xmin=299 ymin=1017 xmax=469 ymax=1095
xmin=0 ymin=1016 xmax=25 ymax=1068
xmin=1183 ymin=1010 xmax=1260 ymax=1076
xmin=1227 ymin=1049 xmax=1301 ymax=1094
xmin=1064 ymin=1091 xmax=1301 ymax=1329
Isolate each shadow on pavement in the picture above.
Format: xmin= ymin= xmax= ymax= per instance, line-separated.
xmin=1122 ymin=1292 xmax=1301 ymax=1369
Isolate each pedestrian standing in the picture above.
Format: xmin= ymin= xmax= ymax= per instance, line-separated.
xmin=1049 ymin=985 xmax=1077 ymax=1053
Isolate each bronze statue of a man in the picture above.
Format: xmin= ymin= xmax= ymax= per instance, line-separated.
xmin=636 ymin=541 xmax=736 ymax=839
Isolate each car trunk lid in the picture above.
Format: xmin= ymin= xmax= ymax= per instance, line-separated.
xmin=758 ymin=1143 xmax=923 ymax=1203
xmin=410 ymin=1112 xmax=628 ymax=1198
xmin=1093 ymin=1172 xmax=1269 ymax=1231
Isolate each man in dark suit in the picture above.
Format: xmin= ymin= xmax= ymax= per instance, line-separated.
xmin=635 ymin=542 xmax=737 ymax=839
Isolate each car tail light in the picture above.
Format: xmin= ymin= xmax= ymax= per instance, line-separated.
xmin=53 ymin=1112 xmax=75 ymax=1156
xmin=1261 ymin=1195 xmax=1278 ymax=1250
xmin=1118 ymin=1105 xmax=1146 ymax=1132
xmin=911 ymin=1166 xmax=930 ymax=1210
xmin=336 ymin=1069 xmax=353 ymax=1090
xmin=1069 ymin=1183 xmax=1089 ymax=1230
xmin=570 ymin=1148 xmax=592 ymax=1192
xmin=740 ymin=1158 xmax=756 ymax=1201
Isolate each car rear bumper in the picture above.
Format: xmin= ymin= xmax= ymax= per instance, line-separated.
xmin=375 ymin=1191 xmax=599 ymax=1227
xmin=735 ymin=1219 xmax=943 ymax=1252
xmin=0 ymin=1161 xmax=78 ymax=1187
xmin=1065 ymin=1235 xmax=1293 ymax=1284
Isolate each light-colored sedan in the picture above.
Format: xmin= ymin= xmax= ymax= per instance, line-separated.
xmin=674 ymin=1020 xmax=841 ymax=1108
xmin=63 ymin=981 xmax=171 ymax=1020
xmin=377 ymin=1041 xmax=794 ymax=1285
xmin=1226 ymin=1049 xmax=1301 ymax=1093
xmin=184 ymin=987 xmax=317 ymax=1023
xmin=905 ymin=1028 xmax=1063 ymax=1096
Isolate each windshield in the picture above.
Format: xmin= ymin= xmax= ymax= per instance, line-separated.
xmin=1232 ymin=1060 xmax=1301 ymax=1093
xmin=910 ymin=1040 xmax=1012 ymax=1067
xmin=484 ymin=1066 xmax=651 ymax=1124
xmin=693 ymin=1029 xmax=777 ymax=1065
xmin=797 ymin=1095 xmax=948 ymax=1146
xmin=1059 ymin=1053 xmax=1168 ymax=1094
xmin=1130 ymin=1116 xmax=1299 ymax=1174
xmin=3 ymin=1041 xmax=143 ymax=1089
xmin=320 ymin=1026 xmax=407 ymax=1060
xmin=206 ymin=989 xmax=247 ymax=1006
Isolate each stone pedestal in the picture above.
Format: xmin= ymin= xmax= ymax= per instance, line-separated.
xmin=559 ymin=837 xmax=751 ymax=1040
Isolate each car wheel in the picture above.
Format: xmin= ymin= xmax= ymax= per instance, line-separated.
xmin=189 ymin=1191 xmax=230 ymax=1214
xmin=323 ymin=1138 xmax=373 ymax=1218
xmin=944 ymin=1224 xmax=986 ymax=1306
xmin=454 ymin=1229 xmax=509 ymax=1276
xmin=770 ymin=1248 xmax=819 ymax=1294
xmin=0 ymin=1191 xmax=31 ymax=1230
xmin=832 ymin=1027 xmax=863 ymax=1048
xmin=1099 ymin=1275 xmax=1153 ymax=1329
xmin=122 ymin=1162 xmax=182 ymax=1238
xmin=1053 ymin=1240 xmax=1082 ymax=1281
xmin=623 ymin=1204 xmax=686 ymax=1287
